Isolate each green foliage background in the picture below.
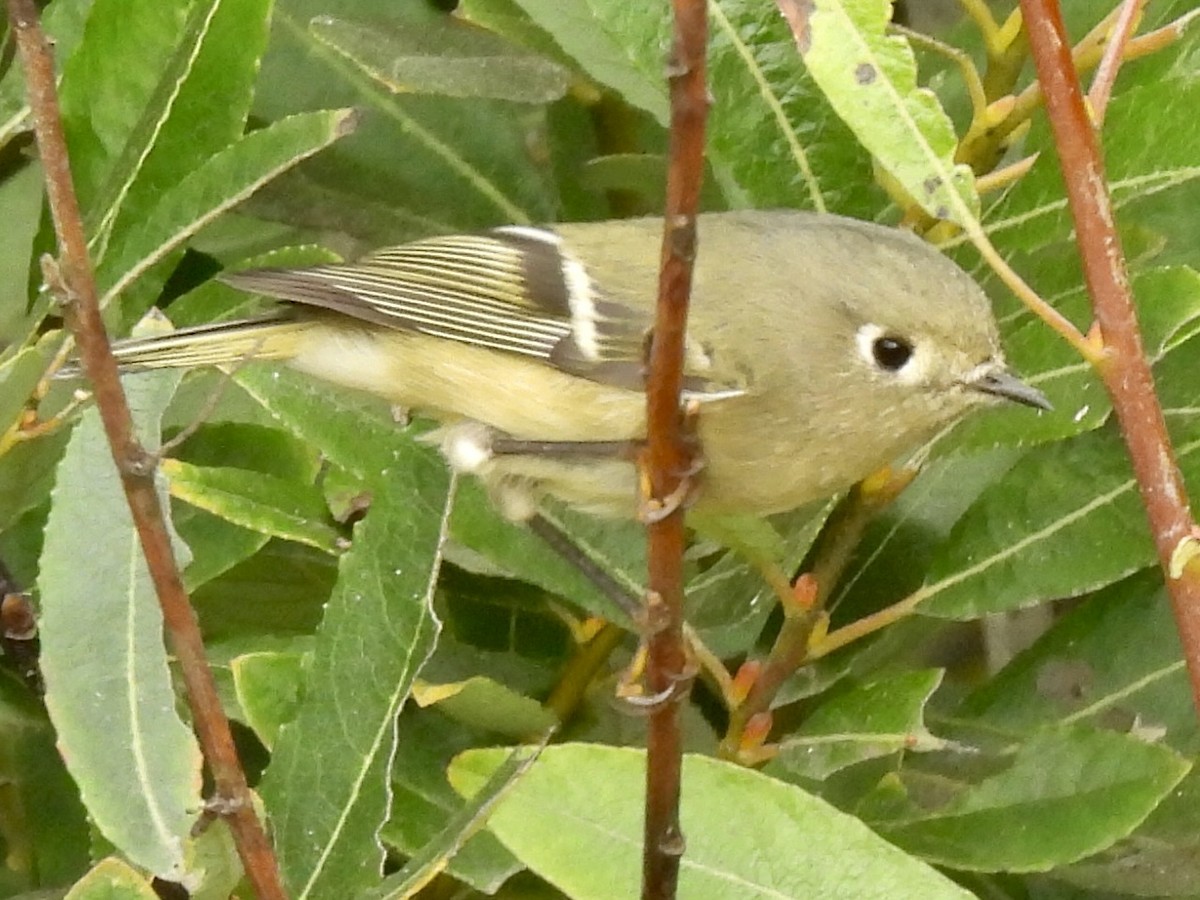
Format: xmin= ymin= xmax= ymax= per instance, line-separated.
xmin=0 ymin=0 xmax=1198 ymax=897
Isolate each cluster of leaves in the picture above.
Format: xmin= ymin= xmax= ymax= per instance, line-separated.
xmin=0 ymin=0 xmax=1197 ymax=897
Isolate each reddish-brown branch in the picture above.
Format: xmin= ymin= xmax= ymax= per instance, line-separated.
xmin=1019 ymin=0 xmax=1200 ymax=711
xmin=642 ymin=0 xmax=708 ymax=896
xmin=6 ymin=2 xmax=286 ymax=895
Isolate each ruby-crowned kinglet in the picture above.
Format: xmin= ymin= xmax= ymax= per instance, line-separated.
xmin=109 ymin=210 xmax=1048 ymax=519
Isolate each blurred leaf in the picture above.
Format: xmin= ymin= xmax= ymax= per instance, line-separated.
xmin=311 ymin=14 xmax=569 ymax=103
xmin=481 ymin=0 xmax=669 ymax=123
xmin=579 ymin=153 xmax=726 ymax=209
xmin=450 ymin=744 xmax=975 ymax=898
xmin=497 ymin=0 xmax=877 ymax=212
xmin=253 ymin=1 xmax=558 ymax=237
xmin=38 ymin=368 xmax=202 ymax=883
xmin=0 ymin=341 xmax=53 ymax=439
xmin=794 ymin=0 xmax=978 ymax=224
xmin=877 ymin=727 xmax=1191 ymax=872
xmin=772 ymin=670 xmax=947 ymax=780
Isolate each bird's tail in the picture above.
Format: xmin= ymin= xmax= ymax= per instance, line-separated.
xmin=71 ymin=315 xmax=314 ymax=376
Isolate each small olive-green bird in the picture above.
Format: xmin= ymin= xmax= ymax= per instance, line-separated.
xmin=109 ymin=211 xmax=1048 ymax=519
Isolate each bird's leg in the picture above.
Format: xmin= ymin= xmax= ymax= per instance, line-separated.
xmin=525 ymin=512 xmax=644 ymax=622
xmin=490 ymin=438 xmax=641 ymax=460
xmin=525 ymin=513 xmax=684 ymax=711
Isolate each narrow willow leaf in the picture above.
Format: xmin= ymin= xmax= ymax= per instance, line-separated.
xmin=488 ymin=0 xmax=669 ymax=122
xmin=450 ymin=745 xmax=974 ymax=899
xmin=57 ymin=0 xmax=191 ymax=212
xmin=38 ymin=369 xmax=202 ymax=884
xmin=977 ymin=75 xmax=1200 ymax=253
xmin=877 ymin=727 xmax=1191 ymax=872
xmin=500 ymin=0 xmax=875 ymax=212
xmin=98 ymin=109 xmax=357 ymax=307
xmin=260 ymin=6 xmax=551 ymax=231
xmin=789 ymin=0 xmax=978 ymax=223
xmin=311 ymin=15 xmax=569 ymax=103
xmin=95 ymin=0 xmax=274 ymax=260
xmin=381 ymin=711 xmax=521 ymax=894
xmin=917 ymin=420 xmax=1200 ymax=619
xmin=411 ymin=676 xmax=557 ymax=737
xmin=162 ymin=459 xmax=342 ymax=553
xmin=254 ymin=365 xmax=453 ymax=899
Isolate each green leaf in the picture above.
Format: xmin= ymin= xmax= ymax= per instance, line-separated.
xmin=94 ymin=0 xmax=274 ymax=259
xmin=65 ymin=857 xmax=160 ymax=900
xmin=412 ymin=675 xmax=557 ymax=738
xmin=916 ymin=421 xmax=1200 ymax=619
xmin=258 ymin=401 xmax=453 ymax=899
xmin=310 ymin=14 xmax=569 ymax=103
xmin=254 ymin=4 xmax=557 ymax=235
xmin=371 ymin=734 xmax=535 ymax=900
xmin=38 ymin=369 xmax=203 ymax=883
xmin=57 ymin=0 xmax=192 ymax=213
xmin=162 ymin=458 xmax=342 ymax=553
xmin=489 ymin=0 xmax=669 ymax=122
xmin=771 ymin=670 xmax=947 ymax=780
xmin=793 ymin=0 xmax=978 ymax=223
xmin=1053 ymin=768 xmax=1200 ymax=896
xmin=501 ymin=0 xmax=877 ymax=212
xmin=450 ymin=744 xmax=975 ymax=898
xmin=686 ymin=503 xmax=832 ymax=659
xmin=381 ymin=710 xmax=521 ymax=894
xmin=978 ymin=74 xmax=1200 ymax=255
xmin=449 ymin=484 xmax=644 ymax=624
xmin=959 ymin=571 xmax=1195 ymax=752
xmin=231 ymin=650 xmax=306 ymax=750
xmin=877 ymin=726 xmax=1191 ymax=872
xmin=97 ymin=108 xmax=357 ymax=307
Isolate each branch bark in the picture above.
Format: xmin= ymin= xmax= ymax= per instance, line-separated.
xmin=641 ymin=0 xmax=708 ymax=896
xmin=6 ymin=2 xmax=286 ymax=895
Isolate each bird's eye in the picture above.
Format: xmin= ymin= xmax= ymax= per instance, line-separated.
xmin=871 ymin=335 xmax=914 ymax=371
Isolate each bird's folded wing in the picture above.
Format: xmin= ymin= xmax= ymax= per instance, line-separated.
xmin=221 ymin=226 xmax=746 ymax=400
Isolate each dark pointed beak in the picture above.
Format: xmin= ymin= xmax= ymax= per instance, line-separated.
xmin=968 ymin=368 xmax=1052 ymax=411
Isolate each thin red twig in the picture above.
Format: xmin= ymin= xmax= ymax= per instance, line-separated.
xmin=5 ymin=2 xmax=286 ymax=895
xmin=1088 ymin=0 xmax=1146 ymax=126
xmin=642 ymin=0 xmax=708 ymax=896
xmin=1019 ymin=0 xmax=1200 ymax=711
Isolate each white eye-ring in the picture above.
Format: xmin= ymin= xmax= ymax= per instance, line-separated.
xmin=856 ymin=323 xmax=915 ymax=374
